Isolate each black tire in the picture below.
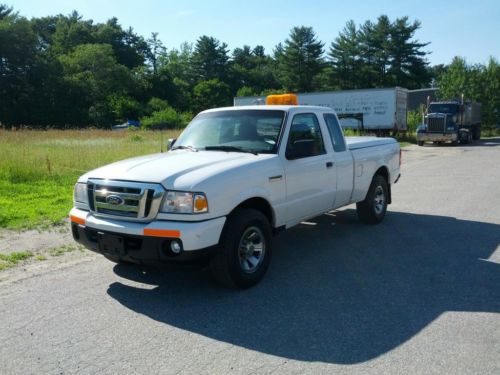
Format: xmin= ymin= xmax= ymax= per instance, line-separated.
xmin=356 ymin=174 xmax=389 ymax=225
xmin=417 ymin=141 xmax=424 ymax=146
xmin=473 ymin=126 xmax=481 ymax=140
xmin=459 ymin=131 xmax=470 ymax=144
xmin=210 ymin=209 xmax=272 ymax=288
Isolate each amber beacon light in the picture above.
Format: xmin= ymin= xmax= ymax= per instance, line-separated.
xmin=266 ymin=93 xmax=298 ymax=105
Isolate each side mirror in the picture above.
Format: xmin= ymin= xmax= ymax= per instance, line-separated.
xmin=286 ymin=139 xmax=316 ymax=160
xmin=167 ymin=138 xmax=177 ymax=150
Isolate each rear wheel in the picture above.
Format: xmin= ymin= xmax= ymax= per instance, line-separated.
xmin=210 ymin=209 xmax=272 ymax=288
xmin=473 ymin=126 xmax=481 ymax=140
xmin=417 ymin=141 xmax=424 ymax=146
xmin=357 ymin=175 xmax=388 ymax=225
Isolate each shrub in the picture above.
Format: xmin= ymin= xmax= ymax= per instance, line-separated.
xmin=407 ymin=110 xmax=423 ymax=134
xmin=141 ymin=106 xmax=193 ymax=130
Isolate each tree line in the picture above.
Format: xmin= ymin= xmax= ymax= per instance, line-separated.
xmin=0 ymin=4 xmax=498 ymax=128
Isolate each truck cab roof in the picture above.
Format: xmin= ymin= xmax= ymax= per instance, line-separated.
xmin=201 ymin=105 xmax=336 ymax=114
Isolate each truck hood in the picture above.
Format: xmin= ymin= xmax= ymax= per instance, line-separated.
xmin=79 ymin=150 xmax=274 ymax=190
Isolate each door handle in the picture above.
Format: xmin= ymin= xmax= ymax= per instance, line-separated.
xmin=326 ymin=162 xmax=334 ymax=168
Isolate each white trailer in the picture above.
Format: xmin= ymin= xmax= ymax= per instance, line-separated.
xmin=234 ymin=87 xmax=408 ymax=133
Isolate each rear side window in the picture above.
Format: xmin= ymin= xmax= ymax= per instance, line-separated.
xmin=323 ymin=113 xmax=347 ymax=152
xmin=286 ymin=113 xmax=326 ymax=159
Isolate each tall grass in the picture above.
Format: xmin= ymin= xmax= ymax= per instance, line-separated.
xmin=0 ymin=129 xmax=180 ymax=229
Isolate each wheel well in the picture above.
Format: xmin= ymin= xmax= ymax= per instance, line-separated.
xmin=375 ymin=166 xmax=391 ymax=204
xmin=231 ymin=198 xmax=274 ymax=227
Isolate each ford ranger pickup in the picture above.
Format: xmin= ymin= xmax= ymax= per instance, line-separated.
xmin=70 ymin=100 xmax=401 ymax=288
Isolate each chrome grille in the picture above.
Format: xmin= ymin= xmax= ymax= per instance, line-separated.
xmin=427 ymin=115 xmax=446 ymax=132
xmin=87 ymin=179 xmax=165 ymax=222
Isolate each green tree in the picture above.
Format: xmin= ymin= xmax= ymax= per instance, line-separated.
xmin=191 ymin=35 xmax=229 ymax=83
xmin=108 ymin=94 xmax=142 ymax=121
xmin=276 ymin=26 xmax=324 ymax=92
xmin=0 ymin=3 xmax=14 ymax=19
xmin=481 ymin=58 xmax=500 ymax=126
xmin=439 ymin=57 xmax=500 ymax=126
xmin=94 ymin=18 xmax=149 ymax=69
xmin=230 ymin=45 xmax=279 ymax=95
xmin=162 ymin=43 xmax=195 ymax=110
xmin=329 ymin=16 xmax=430 ymax=89
xmin=329 ymin=20 xmax=362 ymax=89
xmin=438 ymin=57 xmax=478 ymax=100
xmin=361 ymin=16 xmax=392 ymax=87
xmin=165 ymin=42 xmax=193 ymax=83
xmin=59 ymin=43 xmax=132 ymax=126
xmin=51 ymin=11 xmax=94 ymax=54
xmin=387 ymin=16 xmax=430 ymax=88
xmin=193 ymin=79 xmax=231 ymax=112
xmin=0 ymin=10 xmax=38 ymax=125
xmin=146 ymin=32 xmax=166 ymax=74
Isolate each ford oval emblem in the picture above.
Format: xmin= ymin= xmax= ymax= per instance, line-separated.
xmin=106 ymin=195 xmax=124 ymax=206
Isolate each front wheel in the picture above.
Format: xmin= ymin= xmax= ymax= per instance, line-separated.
xmin=357 ymin=175 xmax=388 ymax=225
xmin=473 ymin=126 xmax=481 ymax=140
xmin=417 ymin=141 xmax=424 ymax=146
xmin=210 ymin=209 xmax=272 ymax=288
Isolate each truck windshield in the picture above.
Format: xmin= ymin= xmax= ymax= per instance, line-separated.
xmin=428 ymin=104 xmax=459 ymax=114
xmin=173 ymin=110 xmax=285 ymax=154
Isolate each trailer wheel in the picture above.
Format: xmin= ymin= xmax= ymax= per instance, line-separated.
xmin=357 ymin=174 xmax=388 ymax=225
xmin=210 ymin=209 xmax=272 ymax=288
xmin=473 ymin=126 xmax=481 ymax=140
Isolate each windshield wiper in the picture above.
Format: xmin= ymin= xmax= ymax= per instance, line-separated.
xmin=204 ymin=146 xmax=258 ymax=155
xmin=171 ymin=145 xmax=198 ymax=152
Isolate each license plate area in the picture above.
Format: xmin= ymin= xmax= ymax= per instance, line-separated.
xmin=98 ymin=232 xmax=126 ymax=255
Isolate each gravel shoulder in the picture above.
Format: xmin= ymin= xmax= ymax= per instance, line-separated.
xmin=0 ymin=220 xmax=97 ymax=285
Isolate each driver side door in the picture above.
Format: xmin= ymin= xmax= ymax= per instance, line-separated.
xmin=282 ymin=112 xmax=337 ymax=226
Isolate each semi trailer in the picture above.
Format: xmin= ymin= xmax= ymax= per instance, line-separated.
xmin=234 ymin=87 xmax=408 ymax=134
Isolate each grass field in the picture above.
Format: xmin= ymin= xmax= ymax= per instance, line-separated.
xmin=0 ymin=129 xmax=179 ymax=229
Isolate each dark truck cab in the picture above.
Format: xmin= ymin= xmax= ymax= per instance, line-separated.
xmin=416 ymin=101 xmax=481 ymax=146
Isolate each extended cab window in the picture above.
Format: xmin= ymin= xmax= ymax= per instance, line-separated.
xmin=286 ymin=113 xmax=325 ymax=159
xmin=323 ymin=113 xmax=347 ymax=152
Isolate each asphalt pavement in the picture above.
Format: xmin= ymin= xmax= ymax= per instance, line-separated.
xmin=1 ymin=138 xmax=499 ymax=374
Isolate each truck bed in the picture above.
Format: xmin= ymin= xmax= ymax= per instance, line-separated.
xmin=346 ymin=136 xmax=396 ymax=150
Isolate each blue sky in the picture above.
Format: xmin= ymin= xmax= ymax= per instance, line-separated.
xmin=8 ymin=0 xmax=500 ymax=66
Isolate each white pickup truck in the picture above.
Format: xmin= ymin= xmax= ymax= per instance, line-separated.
xmin=70 ymin=103 xmax=401 ymax=288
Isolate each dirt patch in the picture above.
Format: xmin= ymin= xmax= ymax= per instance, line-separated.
xmin=0 ymin=221 xmax=73 ymax=255
xmin=0 ymin=219 xmax=97 ymax=284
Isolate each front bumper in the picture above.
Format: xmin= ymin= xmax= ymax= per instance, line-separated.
xmin=416 ymin=133 xmax=457 ymax=142
xmin=69 ymin=208 xmax=226 ymax=263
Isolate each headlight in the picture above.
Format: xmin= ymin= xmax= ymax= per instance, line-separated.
xmin=74 ymin=183 xmax=88 ymax=204
xmin=447 ymin=126 xmax=455 ymax=131
xmin=160 ymin=191 xmax=208 ymax=214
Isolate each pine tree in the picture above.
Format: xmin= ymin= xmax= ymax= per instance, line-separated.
xmin=276 ymin=26 xmax=324 ymax=92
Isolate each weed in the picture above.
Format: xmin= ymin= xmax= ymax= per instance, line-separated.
xmin=0 ymin=251 xmax=34 ymax=271
xmin=129 ymin=134 xmax=143 ymax=142
xmin=49 ymin=245 xmax=78 ymax=257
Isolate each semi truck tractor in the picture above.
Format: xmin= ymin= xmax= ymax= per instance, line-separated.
xmin=234 ymin=87 xmax=408 ymax=135
xmin=416 ymin=100 xmax=481 ymax=146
